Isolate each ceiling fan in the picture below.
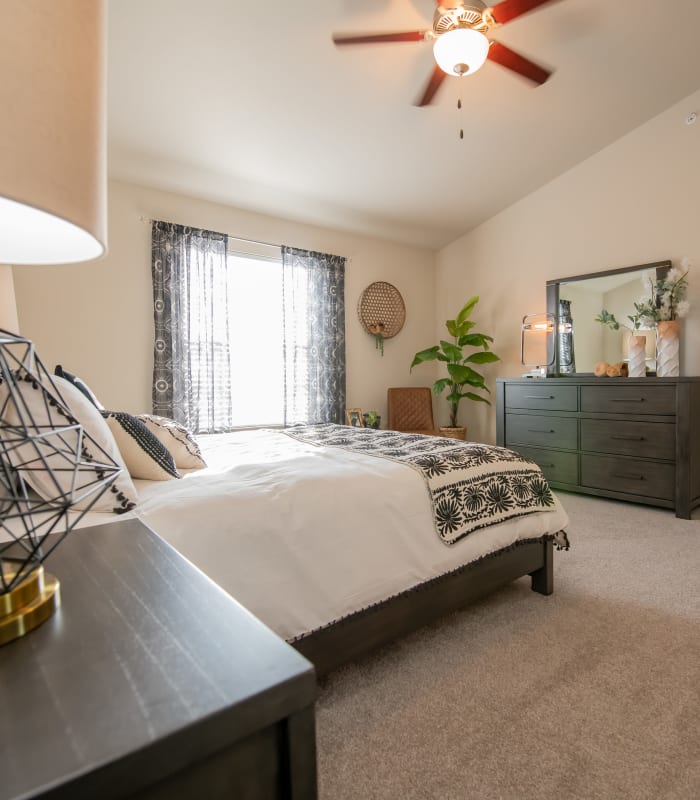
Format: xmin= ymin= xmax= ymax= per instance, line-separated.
xmin=332 ymin=0 xmax=562 ymax=106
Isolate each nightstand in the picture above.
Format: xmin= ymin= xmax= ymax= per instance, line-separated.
xmin=0 ymin=518 xmax=317 ymax=800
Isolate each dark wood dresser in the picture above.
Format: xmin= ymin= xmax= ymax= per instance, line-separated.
xmin=0 ymin=519 xmax=317 ymax=800
xmin=496 ymin=377 xmax=700 ymax=518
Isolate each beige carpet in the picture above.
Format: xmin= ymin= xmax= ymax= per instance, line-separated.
xmin=316 ymin=493 xmax=700 ymax=800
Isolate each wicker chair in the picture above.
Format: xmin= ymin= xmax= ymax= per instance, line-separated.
xmin=387 ymin=387 xmax=439 ymax=436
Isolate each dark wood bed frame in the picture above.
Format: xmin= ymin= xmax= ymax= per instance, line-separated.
xmin=292 ymin=536 xmax=553 ymax=677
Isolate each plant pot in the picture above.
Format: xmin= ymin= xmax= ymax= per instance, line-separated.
xmin=362 ymin=413 xmax=381 ymax=429
xmin=439 ymin=426 xmax=466 ymax=440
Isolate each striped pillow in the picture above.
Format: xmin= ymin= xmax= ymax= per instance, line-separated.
xmin=102 ymin=412 xmax=180 ymax=481
xmin=136 ymin=414 xmax=207 ymax=470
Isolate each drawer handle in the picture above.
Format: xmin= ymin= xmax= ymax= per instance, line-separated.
xmin=523 ymin=395 xmax=555 ymax=400
xmin=527 ymin=429 xmax=555 ymax=434
xmin=611 ymin=398 xmax=645 ymax=403
xmin=611 ymin=434 xmax=645 ymax=441
xmin=612 ymin=472 xmax=646 ymax=481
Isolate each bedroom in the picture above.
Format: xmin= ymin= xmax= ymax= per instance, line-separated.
xmin=1 ymin=1 xmax=699 ymax=799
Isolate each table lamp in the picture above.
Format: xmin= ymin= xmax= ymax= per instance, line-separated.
xmin=0 ymin=0 xmax=113 ymax=645
xmin=521 ymin=313 xmax=555 ymax=378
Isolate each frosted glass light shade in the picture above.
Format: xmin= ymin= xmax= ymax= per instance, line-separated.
xmin=521 ymin=313 xmax=555 ymax=367
xmin=433 ymin=28 xmax=489 ymax=77
xmin=0 ymin=0 xmax=106 ymax=265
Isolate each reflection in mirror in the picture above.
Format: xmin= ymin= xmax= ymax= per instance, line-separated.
xmin=546 ymin=261 xmax=670 ymax=375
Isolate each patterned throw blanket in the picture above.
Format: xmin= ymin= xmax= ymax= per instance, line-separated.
xmin=283 ymin=424 xmax=556 ymax=546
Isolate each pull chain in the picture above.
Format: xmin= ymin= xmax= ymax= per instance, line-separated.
xmin=457 ymin=97 xmax=463 ymax=140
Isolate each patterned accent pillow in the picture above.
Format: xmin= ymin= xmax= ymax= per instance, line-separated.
xmin=54 ymin=365 xmax=104 ymax=410
xmin=0 ymin=375 xmax=138 ymax=514
xmin=136 ymin=414 xmax=207 ymax=470
xmin=102 ymin=412 xmax=180 ymax=481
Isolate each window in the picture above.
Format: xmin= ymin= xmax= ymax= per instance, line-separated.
xmin=218 ymin=248 xmax=285 ymax=427
xmin=151 ymin=222 xmax=346 ymax=433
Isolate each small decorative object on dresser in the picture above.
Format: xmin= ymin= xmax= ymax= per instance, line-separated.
xmin=656 ymin=320 xmax=681 ymax=378
xmin=557 ymin=299 xmax=576 ymax=374
xmin=593 ymin=361 xmax=628 ymax=378
xmin=627 ymin=335 xmax=647 ymax=377
xmin=496 ymin=376 xmax=700 ymax=519
xmin=520 ymin=312 xmax=555 ymax=378
xmin=411 ymin=297 xmax=500 ymax=440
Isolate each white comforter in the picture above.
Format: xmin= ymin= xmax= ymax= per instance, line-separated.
xmin=116 ymin=429 xmax=569 ymax=641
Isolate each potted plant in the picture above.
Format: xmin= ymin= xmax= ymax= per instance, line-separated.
xmin=410 ymin=296 xmax=500 ymax=439
xmin=363 ymin=410 xmax=381 ymax=429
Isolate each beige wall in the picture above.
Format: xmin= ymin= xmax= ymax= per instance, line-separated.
xmin=13 ymin=179 xmax=437 ymax=422
xmin=436 ymin=88 xmax=700 ymax=443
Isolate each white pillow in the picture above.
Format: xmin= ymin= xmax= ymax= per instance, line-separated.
xmin=0 ymin=374 xmax=138 ymax=514
xmin=136 ymin=414 xmax=207 ymax=470
xmin=103 ymin=411 xmax=180 ymax=481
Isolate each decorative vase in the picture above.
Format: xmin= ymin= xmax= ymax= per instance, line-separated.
xmin=439 ymin=426 xmax=466 ymax=440
xmin=656 ymin=320 xmax=680 ymax=377
xmin=557 ymin=299 xmax=576 ymax=374
xmin=627 ymin=334 xmax=647 ymax=378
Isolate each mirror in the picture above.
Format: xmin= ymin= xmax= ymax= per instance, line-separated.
xmin=546 ymin=260 xmax=671 ymax=375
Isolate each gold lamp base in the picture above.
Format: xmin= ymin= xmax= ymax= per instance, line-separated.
xmin=0 ymin=566 xmax=60 ymax=646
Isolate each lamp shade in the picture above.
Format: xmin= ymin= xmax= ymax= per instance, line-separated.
xmin=0 ymin=0 xmax=106 ymax=265
xmin=433 ymin=28 xmax=490 ymax=77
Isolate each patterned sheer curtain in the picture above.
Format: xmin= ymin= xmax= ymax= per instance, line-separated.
xmin=282 ymin=246 xmax=346 ymax=425
xmin=151 ymin=221 xmax=231 ymax=432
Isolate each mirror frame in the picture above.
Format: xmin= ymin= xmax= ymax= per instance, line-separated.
xmin=545 ymin=259 xmax=671 ymax=376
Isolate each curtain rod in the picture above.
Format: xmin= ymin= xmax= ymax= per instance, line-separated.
xmin=139 ymin=216 xmax=283 ymax=250
xmin=139 ymin=216 xmax=350 ymax=262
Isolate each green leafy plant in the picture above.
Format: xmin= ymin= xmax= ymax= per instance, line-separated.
xmin=410 ymin=296 xmax=500 ymax=429
xmin=594 ymin=305 xmax=646 ymax=331
xmin=363 ymin=410 xmax=381 ymax=429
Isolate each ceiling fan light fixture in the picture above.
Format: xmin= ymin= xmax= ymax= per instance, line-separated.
xmin=433 ymin=27 xmax=489 ymax=77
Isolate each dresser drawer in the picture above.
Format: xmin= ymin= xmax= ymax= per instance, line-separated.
xmin=505 ymin=383 xmax=578 ymax=411
xmin=580 ymin=384 xmax=675 ymax=416
xmin=509 ymin=445 xmax=578 ymax=486
xmin=580 ymin=418 xmax=676 ymax=461
xmin=505 ymin=413 xmax=577 ymax=450
xmin=581 ymin=454 xmax=675 ymax=500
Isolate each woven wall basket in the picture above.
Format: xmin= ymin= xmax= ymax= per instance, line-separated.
xmin=357 ymin=281 xmax=406 ymax=340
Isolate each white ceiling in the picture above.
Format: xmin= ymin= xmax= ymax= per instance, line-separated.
xmin=108 ymin=0 xmax=700 ymax=250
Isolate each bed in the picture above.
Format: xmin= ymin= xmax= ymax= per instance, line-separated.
xmin=114 ymin=424 xmax=569 ymax=675
xmin=0 ymin=358 xmax=569 ymax=676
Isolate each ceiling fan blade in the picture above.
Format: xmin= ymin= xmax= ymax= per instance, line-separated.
xmin=487 ymin=42 xmax=551 ymax=84
xmin=489 ymin=0 xmax=561 ymax=25
xmin=333 ymin=31 xmax=426 ymax=45
xmin=415 ymin=65 xmax=447 ymax=107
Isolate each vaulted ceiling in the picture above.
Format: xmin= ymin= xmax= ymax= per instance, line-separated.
xmin=108 ymin=0 xmax=700 ymax=249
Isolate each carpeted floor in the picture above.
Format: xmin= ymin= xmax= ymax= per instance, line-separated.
xmin=315 ymin=493 xmax=700 ymax=800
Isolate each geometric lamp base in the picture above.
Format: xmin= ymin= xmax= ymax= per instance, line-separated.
xmin=0 ymin=566 xmax=60 ymax=646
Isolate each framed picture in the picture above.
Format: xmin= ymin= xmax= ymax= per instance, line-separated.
xmin=346 ymin=408 xmax=364 ymax=427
